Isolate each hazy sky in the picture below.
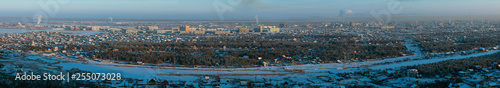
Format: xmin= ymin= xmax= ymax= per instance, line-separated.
xmin=1 ymin=0 xmax=499 ymax=20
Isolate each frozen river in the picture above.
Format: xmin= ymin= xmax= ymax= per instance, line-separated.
xmin=0 ymin=28 xmax=102 ymax=35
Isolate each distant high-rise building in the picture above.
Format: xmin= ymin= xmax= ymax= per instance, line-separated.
xmin=253 ymin=28 xmax=262 ymax=32
xmin=254 ymin=26 xmax=280 ymax=32
xmin=180 ymin=25 xmax=192 ymax=31
xmin=279 ymin=24 xmax=288 ymax=28
xmin=238 ymin=28 xmax=249 ymax=33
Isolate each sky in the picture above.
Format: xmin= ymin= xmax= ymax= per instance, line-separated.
xmin=1 ymin=0 xmax=500 ymax=20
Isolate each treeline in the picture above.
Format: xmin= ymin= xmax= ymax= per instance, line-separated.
xmin=406 ymin=52 xmax=500 ymax=77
